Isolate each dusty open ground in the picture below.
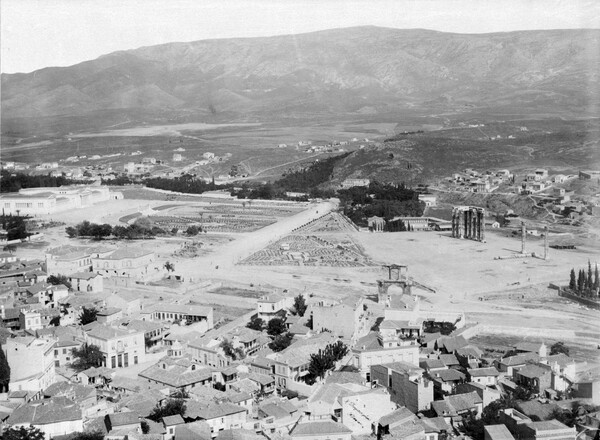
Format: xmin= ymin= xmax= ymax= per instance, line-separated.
xmin=24 ymin=194 xmax=600 ymax=365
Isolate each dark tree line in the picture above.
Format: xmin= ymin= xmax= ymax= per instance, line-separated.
xmin=0 ymin=214 xmax=30 ymax=240
xmin=568 ymin=261 xmax=599 ymax=297
xmin=0 ymin=170 xmax=86 ymax=193
xmin=145 ymin=174 xmax=217 ymax=194
xmin=338 ymin=181 xmax=425 ymax=227
xmin=65 ymin=219 xmax=201 ymax=240
xmin=276 ymin=154 xmax=350 ymax=192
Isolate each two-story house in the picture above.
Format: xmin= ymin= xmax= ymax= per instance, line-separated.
xmin=85 ymin=323 xmax=145 ymax=369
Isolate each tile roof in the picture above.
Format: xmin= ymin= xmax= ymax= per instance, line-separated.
xmin=86 ymin=324 xmax=142 ymax=340
xmin=468 ymin=367 xmax=500 ymax=377
xmin=176 ymin=421 xmax=213 ymax=440
xmin=99 ymin=247 xmax=154 ymax=260
xmin=7 ymin=400 xmax=82 ymax=425
xmin=274 ymin=333 xmax=337 ymax=368
xmin=260 ymin=402 xmax=294 ymax=420
xmin=216 ymin=429 xmax=264 ymax=440
xmin=546 ymin=353 xmax=574 ymax=368
xmin=245 ymin=372 xmax=275 ymax=386
xmin=515 ymin=364 xmax=550 ymax=379
xmin=162 ymin=414 xmax=185 ymax=426
xmin=381 ymin=361 xmax=424 ymax=376
xmin=378 ymin=407 xmax=417 ymax=427
xmin=456 ymin=345 xmax=484 ymax=358
xmin=43 ymin=382 xmax=96 ymax=403
xmin=432 ymin=368 xmax=466 ymax=382
xmin=439 ymin=354 xmax=460 ymax=366
xmin=515 ymin=342 xmax=545 ymax=353
xmin=484 ymin=424 xmax=515 ymax=440
xmin=420 ymin=358 xmax=446 ymax=370
xmin=196 ymin=402 xmax=247 ymax=420
xmin=437 ymin=335 xmax=469 ymax=353
xmin=138 ymin=362 xmax=213 ymax=388
xmin=418 ymin=417 xmax=451 ymax=433
xmin=431 ymin=391 xmax=482 ymax=416
xmin=109 ymin=411 xmax=140 ymax=427
xmin=501 ymin=352 xmax=539 ymax=367
xmin=292 ymin=421 xmax=352 ymax=437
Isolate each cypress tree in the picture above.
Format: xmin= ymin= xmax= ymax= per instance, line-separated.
xmin=0 ymin=344 xmax=10 ymax=393
xmin=594 ymin=264 xmax=599 ymax=292
xmin=587 ymin=261 xmax=593 ymax=292
xmin=569 ymin=268 xmax=577 ymax=290
xmin=577 ymin=270 xmax=585 ymax=293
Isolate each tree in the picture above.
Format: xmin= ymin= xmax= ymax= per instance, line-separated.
xmin=47 ymin=274 xmax=72 ymax=289
xmin=164 ymin=261 xmax=175 ymax=272
xmin=185 ymin=225 xmax=200 ymax=236
xmin=141 ymin=421 xmax=150 ymax=434
xmin=247 ymin=316 xmax=264 ymax=331
xmin=550 ymin=341 xmax=570 ymax=356
xmin=513 ymin=383 xmax=536 ymax=400
xmin=70 ymin=432 xmax=105 ymax=440
xmin=0 ymin=343 xmax=10 ymax=393
xmin=220 ymin=339 xmax=243 ymax=360
xmin=328 ymin=340 xmax=349 ymax=361
xmin=569 ymin=268 xmax=576 ymax=290
xmin=3 ymin=243 xmax=17 ymax=253
xmin=267 ymin=317 xmax=286 ymax=337
xmin=595 ymin=264 xmax=600 ymax=292
xmin=2 ymin=426 xmax=46 ymax=440
xmin=550 ymin=408 xmax=575 ymax=427
xmin=70 ymin=343 xmax=103 ymax=372
xmin=65 ymin=226 xmax=78 ymax=238
xmin=49 ymin=315 xmax=61 ymax=326
xmin=587 ymin=260 xmax=594 ymax=292
xmin=293 ymin=295 xmax=307 ymax=317
xmin=148 ymin=398 xmax=186 ymax=422
xmin=269 ymin=333 xmax=294 ymax=352
xmin=577 ymin=269 xmax=586 ymax=293
xmin=90 ymin=223 xmax=113 ymax=240
xmin=305 ymin=314 xmax=313 ymax=330
xmin=308 ymin=348 xmax=335 ymax=381
xmin=79 ymin=306 xmax=98 ymax=325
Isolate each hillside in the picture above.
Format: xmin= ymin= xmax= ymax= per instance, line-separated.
xmin=2 ymin=27 xmax=600 ymax=132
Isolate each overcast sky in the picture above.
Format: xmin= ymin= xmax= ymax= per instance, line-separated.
xmin=2 ymin=0 xmax=599 ymax=74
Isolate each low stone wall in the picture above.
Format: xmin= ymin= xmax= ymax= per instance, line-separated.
xmin=558 ymin=288 xmax=600 ymax=310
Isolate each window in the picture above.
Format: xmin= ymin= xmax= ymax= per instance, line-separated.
xmin=118 ymin=354 xmax=123 ymax=368
xmin=54 ymin=349 xmax=58 ymax=356
xmin=111 ymin=356 xmax=116 ymax=368
xmin=63 ymin=348 xmax=67 ymax=354
xmin=55 ymin=360 xmax=60 ymax=367
xmin=134 ymin=356 xmax=138 ymax=364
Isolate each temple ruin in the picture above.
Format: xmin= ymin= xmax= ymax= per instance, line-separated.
xmin=451 ymin=206 xmax=485 ymax=242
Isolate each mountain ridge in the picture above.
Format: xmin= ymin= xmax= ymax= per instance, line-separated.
xmin=2 ymin=26 xmax=599 ymax=130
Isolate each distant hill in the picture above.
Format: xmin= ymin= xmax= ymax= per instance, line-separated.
xmin=2 ymin=26 xmax=599 ymax=132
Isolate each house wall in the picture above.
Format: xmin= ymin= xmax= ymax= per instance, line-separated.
xmin=572 ymin=381 xmax=600 ymax=405
xmin=10 ymin=419 xmax=84 ymax=440
xmin=204 ymin=411 xmax=247 ymax=437
xmin=92 ymin=253 xmax=155 ymax=278
xmin=6 ymin=338 xmax=56 ymax=392
xmin=87 ymin=331 xmax=145 ymax=369
xmin=354 ymin=345 xmax=419 ymax=376
xmin=312 ymin=304 xmax=357 ymax=339
xmin=46 ymin=255 xmax=93 ymax=276
xmin=70 ymin=276 xmax=103 ymax=293
xmin=0 ymin=197 xmax=57 ymax=216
